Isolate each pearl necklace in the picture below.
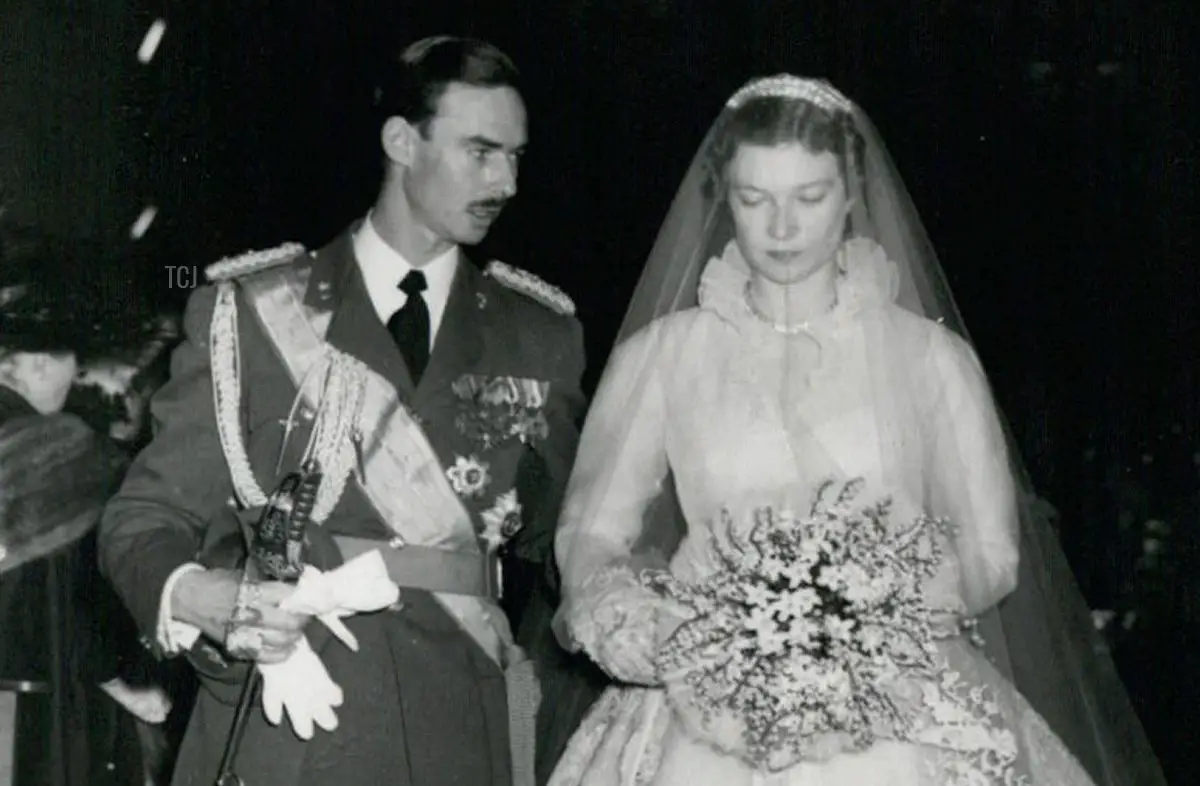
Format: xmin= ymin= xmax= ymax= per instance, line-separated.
xmin=743 ymin=281 xmax=833 ymax=335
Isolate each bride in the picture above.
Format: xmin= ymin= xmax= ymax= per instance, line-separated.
xmin=546 ymin=76 xmax=1165 ymax=785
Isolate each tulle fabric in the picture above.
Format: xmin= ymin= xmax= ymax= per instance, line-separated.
xmin=550 ymin=76 xmax=1165 ymax=785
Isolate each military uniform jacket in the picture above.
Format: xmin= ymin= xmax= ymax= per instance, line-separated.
xmin=98 ymin=226 xmax=586 ymax=786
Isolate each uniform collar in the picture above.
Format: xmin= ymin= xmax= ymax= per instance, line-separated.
xmin=352 ymin=214 xmax=459 ymax=329
xmin=301 ymin=223 xmax=487 ymax=405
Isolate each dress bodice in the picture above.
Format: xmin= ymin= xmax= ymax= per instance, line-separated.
xmin=550 ymin=240 xmax=1100 ymax=786
xmin=557 ymin=238 xmax=1020 ymax=636
xmin=650 ymin=301 xmax=962 ymax=608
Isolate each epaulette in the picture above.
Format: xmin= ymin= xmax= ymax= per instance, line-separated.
xmin=484 ymin=260 xmax=575 ymax=317
xmin=205 ymin=242 xmax=307 ymax=283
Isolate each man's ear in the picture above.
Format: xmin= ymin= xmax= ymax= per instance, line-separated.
xmin=381 ymin=116 xmax=419 ymax=167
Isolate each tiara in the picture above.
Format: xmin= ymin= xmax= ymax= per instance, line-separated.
xmin=726 ymin=75 xmax=854 ymax=115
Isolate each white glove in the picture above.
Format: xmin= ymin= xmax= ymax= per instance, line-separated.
xmin=255 ymin=550 xmax=399 ymax=739
xmin=258 ymin=635 xmax=343 ymax=739
xmin=279 ymin=550 xmax=401 ymax=651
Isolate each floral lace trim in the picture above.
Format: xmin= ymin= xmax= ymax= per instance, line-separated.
xmin=697 ymin=236 xmax=900 ymax=335
xmin=553 ymin=639 xmax=1053 ymax=786
xmin=568 ymin=564 xmax=664 ymax=685
xmin=553 ymin=666 xmax=1034 ymax=786
xmin=917 ymin=667 xmax=1031 ymax=785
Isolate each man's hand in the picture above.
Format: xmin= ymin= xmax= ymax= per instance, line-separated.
xmin=171 ymin=568 xmax=310 ymax=664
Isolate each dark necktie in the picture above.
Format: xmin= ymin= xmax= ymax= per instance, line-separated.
xmin=387 ymin=270 xmax=430 ymax=384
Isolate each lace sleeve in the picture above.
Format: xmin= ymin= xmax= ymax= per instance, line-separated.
xmin=925 ymin=326 xmax=1020 ymax=614
xmin=553 ymin=320 xmax=676 ymax=685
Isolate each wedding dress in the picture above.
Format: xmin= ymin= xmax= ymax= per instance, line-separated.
xmin=549 ymin=238 xmax=1101 ymax=786
xmin=550 ymin=74 xmax=1164 ymax=786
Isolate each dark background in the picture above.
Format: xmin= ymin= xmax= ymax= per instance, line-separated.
xmin=2 ymin=0 xmax=1197 ymax=779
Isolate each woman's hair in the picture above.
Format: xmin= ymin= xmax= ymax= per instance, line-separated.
xmin=703 ymin=96 xmax=866 ymax=204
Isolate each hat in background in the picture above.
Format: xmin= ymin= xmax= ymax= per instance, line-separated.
xmin=0 ymin=223 xmax=175 ymax=361
xmin=0 ymin=228 xmax=110 ymax=356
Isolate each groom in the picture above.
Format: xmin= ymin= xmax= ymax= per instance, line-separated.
xmin=99 ymin=36 xmax=588 ymax=786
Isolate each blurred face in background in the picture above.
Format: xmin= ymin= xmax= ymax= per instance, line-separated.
xmin=727 ymin=142 xmax=850 ymax=286
xmin=0 ymin=350 xmax=78 ymax=414
xmin=384 ymin=83 xmax=527 ymax=253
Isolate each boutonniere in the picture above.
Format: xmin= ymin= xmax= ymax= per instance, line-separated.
xmin=452 ymin=373 xmax=551 ymax=450
xmin=480 ymin=489 xmax=524 ymax=553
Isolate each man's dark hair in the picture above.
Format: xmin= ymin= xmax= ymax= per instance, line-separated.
xmin=374 ymin=36 xmax=521 ymax=137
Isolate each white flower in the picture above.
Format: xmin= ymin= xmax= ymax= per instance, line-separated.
xmin=784 ymin=617 xmax=820 ymax=650
xmin=818 ymin=666 xmax=853 ymax=698
xmin=446 ymin=456 xmax=490 ymax=498
xmin=857 ymin=624 xmax=886 ymax=654
xmin=824 ymin=616 xmax=855 ymax=642
xmin=777 ymin=587 xmax=820 ymax=620
xmin=782 ymin=556 xmax=816 ymax=587
xmin=647 ymin=487 xmax=993 ymax=772
xmin=760 ymin=556 xmax=788 ymax=580
xmin=744 ymin=605 xmax=777 ymax=635
xmin=840 ymin=564 xmax=875 ymax=604
xmin=815 ymin=564 xmax=845 ymax=592
xmin=743 ymin=584 xmax=775 ymax=612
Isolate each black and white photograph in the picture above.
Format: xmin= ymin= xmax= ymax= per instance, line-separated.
xmin=0 ymin=2 xmax=1195 ymax=785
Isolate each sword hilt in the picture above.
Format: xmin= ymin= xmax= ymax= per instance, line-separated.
xmin=213 ymin=460 xmax=323 ymax=786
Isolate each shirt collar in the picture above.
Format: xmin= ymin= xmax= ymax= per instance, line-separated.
xmin=352 ymin=214 xmax=459 ymax=328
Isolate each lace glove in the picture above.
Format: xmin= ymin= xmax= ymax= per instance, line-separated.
xmin=568 ymin=565 xmax=686 ymax=685
xmin=257 ymin=551 xmax=400 ymax=738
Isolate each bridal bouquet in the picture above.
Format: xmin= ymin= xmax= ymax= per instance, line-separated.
xmin=647 ymin=478 xmax=954 ymax=770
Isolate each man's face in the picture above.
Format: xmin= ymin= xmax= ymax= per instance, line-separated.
xmin=402 ymin=83 xmax=528 ymax=246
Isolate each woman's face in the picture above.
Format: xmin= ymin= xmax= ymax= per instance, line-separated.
xmin=0 ymin=350 xmax=78 ymax=414
xmin=726 ymin=142 xmax=849 ymax=285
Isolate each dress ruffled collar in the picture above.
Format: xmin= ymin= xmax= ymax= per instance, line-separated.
xmin=697 ymin=236 xmax=901 ymax=337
